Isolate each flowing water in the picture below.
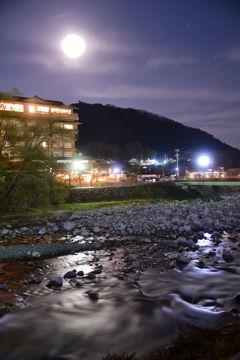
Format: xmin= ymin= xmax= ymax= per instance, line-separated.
xmin=0 ymin=234 xmax=240 ymax=360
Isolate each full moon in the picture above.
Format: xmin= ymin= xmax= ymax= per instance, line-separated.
xmin=61 ymin=34 xmax=86 ymax=58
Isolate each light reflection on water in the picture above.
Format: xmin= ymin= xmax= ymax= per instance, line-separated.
xmin=0 ymin=234 xmax=240 ymax=359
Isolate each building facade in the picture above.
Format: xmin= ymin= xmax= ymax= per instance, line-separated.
xmin=0 ymin=95 xmax=80 ymax=162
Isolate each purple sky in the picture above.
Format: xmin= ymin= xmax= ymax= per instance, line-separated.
xmin=1 ymin=0 xmax=240 ymax=149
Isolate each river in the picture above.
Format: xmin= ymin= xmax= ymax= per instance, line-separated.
xmin=0 ymin=233 xmax=240 ymax=359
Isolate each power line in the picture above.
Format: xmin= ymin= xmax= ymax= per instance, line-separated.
xmin=104 ymin=0 xmax=204 ymax=104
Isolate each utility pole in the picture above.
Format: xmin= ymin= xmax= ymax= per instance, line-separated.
xmin=175 ymin=149 xmax=180 ymax=178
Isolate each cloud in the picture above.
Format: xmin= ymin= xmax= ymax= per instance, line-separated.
xmin=0 ymin=30 xmax=145 ymax=75
xmin=176 ymin=109 xmax=240 ymax=127
xmin=80 ymin=84 xmax=240 ymax=106
xmin=50 ymin=12 xmax=76 ymax=23
xmin=146 ymin=54 xmax=199 ymax=67
xmin=220 ymin=45 xmax=240 ymax=63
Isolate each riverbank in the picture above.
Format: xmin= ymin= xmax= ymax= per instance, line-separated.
xmin=68 ymin=181 xmax=240 ymax=203
xmin=1 ymin=195 xmax=240 ymax=263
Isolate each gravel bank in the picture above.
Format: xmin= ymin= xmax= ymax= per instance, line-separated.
xmin=0 ymin=196 xmax=240 ymax=264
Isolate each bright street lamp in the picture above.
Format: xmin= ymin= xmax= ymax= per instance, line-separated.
xmin=73 ymin=160 xmax=85 ymax=171
xmin=197 ymin=155 xmax=210 ymax=167
xmin=73 ymin=161 xmax=85 ymax=186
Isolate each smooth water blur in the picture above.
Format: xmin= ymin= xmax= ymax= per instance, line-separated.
xmin=0 ymin=235 xmax=240 ymax=359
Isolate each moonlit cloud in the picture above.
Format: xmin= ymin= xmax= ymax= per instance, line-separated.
xmin=221 ymin=46 xmax=240 ymax=63
xmin=146 ymin=54 xmax=200 ymax=67
xmin=81 ymin=84 xmax=240 ymax=105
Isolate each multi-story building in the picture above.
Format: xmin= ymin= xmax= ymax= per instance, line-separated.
xmin=0 ymin=95 xmax=80 ymax=163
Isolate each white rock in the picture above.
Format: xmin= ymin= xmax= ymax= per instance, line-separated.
xmin=63 ymin=221 xmax=75 ymax=231
xmin=31 ymin=251 xmax=40 ymax=258
xmin=0 ymin=229 xmax=10 ymax=236
xmin=38 ymin=227 xmax=46 ymax=235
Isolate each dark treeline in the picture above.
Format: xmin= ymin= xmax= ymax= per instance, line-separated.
xmin=84 ymin=140 xmax=156 ymax=161
xmin=72 ymin=101 xmax=240 ymax=167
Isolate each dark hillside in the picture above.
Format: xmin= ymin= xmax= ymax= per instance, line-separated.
xmin=72 ymin=101 xmax=240 ymax=166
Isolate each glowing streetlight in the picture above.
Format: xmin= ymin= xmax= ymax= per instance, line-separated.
xmin=197 ymin=155 xmax=210 ymax=167
xmin=175 ymin=149 xmax=179 ymax=178
xmin=73 ymin=161 xmax=85 ymax=187
xmin=73 ymin=160 xmax=85 ymax=171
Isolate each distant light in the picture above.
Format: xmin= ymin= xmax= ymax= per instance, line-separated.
xmin=113 ymin=168 xmax=120 ymax=173
xmin=61 ymin=34 xmax=86 ymax=58
xmin=73 ymin=161 xmax=85 ymax=170
xmin=176 ymin=167 xmax=179 ymax=171
xmin=198 ymin=155 xmax=210 ymax=167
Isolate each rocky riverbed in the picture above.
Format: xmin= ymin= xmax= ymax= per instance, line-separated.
xmin=0 ymin=196 xmax=240 ymax=307
xmin=1 ymin=196 xmax=240 ymax=263
xmin=1 ymin=196 xmax=240 ymax=359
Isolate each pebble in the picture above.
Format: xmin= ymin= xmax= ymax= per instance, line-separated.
xmin=87 ymin=272 xmax=96 ymax=280
xmin=88 ymin=292 xmax=99 ymax=300
xmin=47 ymin=277 xmax=63 ymax=288
xmin=63 ymin=222 xmax=75 ymax=231
xmin=0 ymin=283 xmax=8 ymax=291
xmin=31 ymin=251 xmax=40 ymax=258
xmin=77 ymin=271 xmax=84 ymax=276
xmin=178 ymin=256 xmax=190 ymax=264
xmin=63 ymin=270 xmax=77 ymax=278
xmin=38 ymin=228 xmax=46 ymax=235
xmin=222 ymin=249 xmax=234 ymax=262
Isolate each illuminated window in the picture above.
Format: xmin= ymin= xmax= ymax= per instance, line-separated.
xmin=64 ymin=124 xmax=73 ymax=129
xmin=42 ymin=142 xmax=47 ymax=148
xmin=37 ymin=106 xmax=49 ymax=113
xmin=63 ymin=152 xmax=72 ymax=157
xmin=0 ymin=102 xmax=23 ymax=112
xmin=51 ymin=108 xmax=71 ymax=115
xmin=63 ymin=142 xmax=71 ymax=148
xmin=29 ymin=106 xmax=35 ymax=113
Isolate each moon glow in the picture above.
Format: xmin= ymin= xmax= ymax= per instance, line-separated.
xmin=61 ymin=34 xmax=86 ymax=58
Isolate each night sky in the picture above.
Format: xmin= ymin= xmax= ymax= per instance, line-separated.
xmin=1 ymin=0 xmax=240 ymax=150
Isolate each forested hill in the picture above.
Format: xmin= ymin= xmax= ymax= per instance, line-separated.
xmin=72 ymin=101 xmax=240 ymax=165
